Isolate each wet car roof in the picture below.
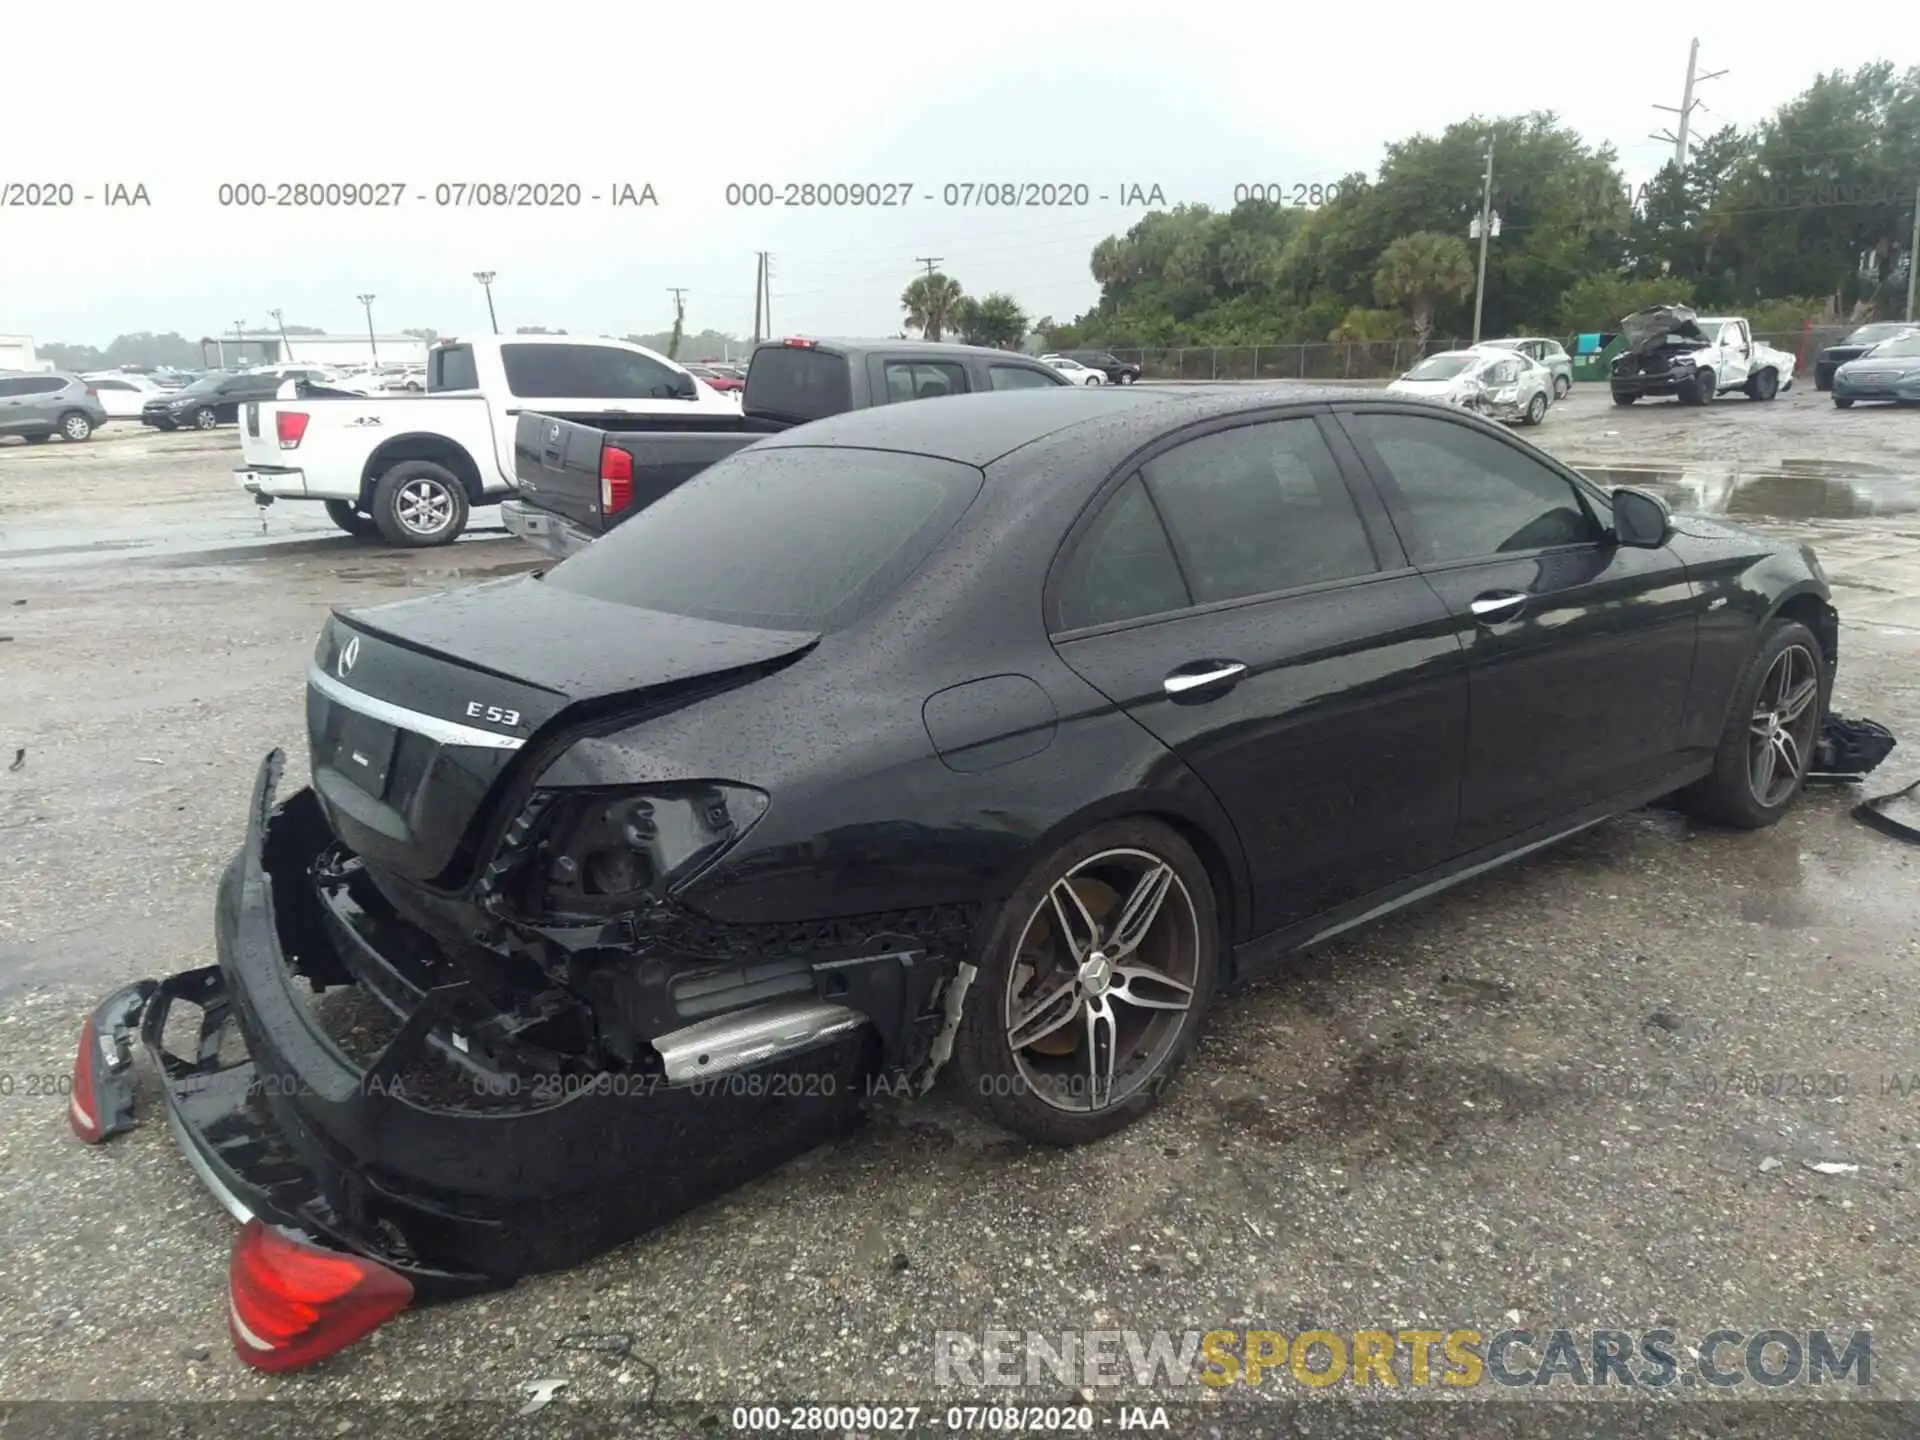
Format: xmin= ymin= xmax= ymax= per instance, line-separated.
xmin=755 ymin=384 xmax=1368 ymax=467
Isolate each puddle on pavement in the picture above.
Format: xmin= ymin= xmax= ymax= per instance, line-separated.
xmin=1573 ymin=462 xmax=1920 ymax=521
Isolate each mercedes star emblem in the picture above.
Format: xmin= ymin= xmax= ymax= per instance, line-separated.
xmin=337 ymin=636 xmax=361 ymax=678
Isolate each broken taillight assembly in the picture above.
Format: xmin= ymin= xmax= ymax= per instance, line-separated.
xmin=600 ymin=445 xmax=634 ymax=515
xmin=227 ymin=1220 xmax=414 ymax=1371
xmin=276 ymin=410 xmax=310 ymax=449
xmin=68 ymin=1015 xmax=106 ymax=1143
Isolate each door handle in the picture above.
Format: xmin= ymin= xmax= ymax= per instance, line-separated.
xmin=1469 ymin=592 xmax=1527 ymax=623
xmin=1163 ymin=662 xmax=1246 ymax=696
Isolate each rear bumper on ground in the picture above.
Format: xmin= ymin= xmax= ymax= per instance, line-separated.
xmin=121 ymin=752 xmax=882 ymax=1296
xmin=501 ymin=498 xmax=596 ymax=559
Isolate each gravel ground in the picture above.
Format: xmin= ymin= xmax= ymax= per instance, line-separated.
xmin=2 ymin=388 xmax=1919 ymax=1430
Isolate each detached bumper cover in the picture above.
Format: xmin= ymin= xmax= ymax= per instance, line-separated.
xmin=124 ymin=751 xmax=879 ymax=1297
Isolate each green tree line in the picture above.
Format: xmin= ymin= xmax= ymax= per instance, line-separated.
xmin=1041 ymin=60 xmax=1917 ymax=351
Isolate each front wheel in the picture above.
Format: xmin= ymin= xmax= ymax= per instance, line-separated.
xmin=324 ymin=499 xmax=380 ymax=538
xmin=1833 ymin=396 xmax=1855 ymax=409
xmin=1612 ymin=392 xmax=1637 ymax=406
xmin=1676 ymin=618 xmax=1824 ymax=830
xmin=1084 ymin=376 xmax=1101 ymax=386
xmin=193 ymin=407 xmax=218 ymax=429
xmin=371 ymin=460 xmax=469 ymax=547
xmin=952 ymin=819 xmax=1219 ymax=1146
xmin=1117 ymin=373 xmax=1134 ymax=385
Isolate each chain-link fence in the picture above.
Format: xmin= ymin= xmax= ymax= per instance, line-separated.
xmin=1104 ymin=328 xmax=1838 ymax=383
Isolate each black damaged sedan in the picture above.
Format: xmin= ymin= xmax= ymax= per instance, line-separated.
xmin=74 ymin=385 xmax=1838 ymax=1368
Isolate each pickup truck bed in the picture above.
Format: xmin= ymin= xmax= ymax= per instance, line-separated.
xmin=507 ymin=414 xmax=786 ymax=554
xmin=503 ymin=337 xmax=1075 ymax=558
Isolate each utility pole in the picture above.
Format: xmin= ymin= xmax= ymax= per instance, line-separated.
xmin=473 ymin=272 xmax=499 ymax=333
xmin=1907 ymin=179 xmax=1919 ymax=322
xmin=666 ymin=287 xmax=687 ymax=359
xmin=269 ymin=308 xmax=291 ymax=360
xmin=356 ymin=294 xmax=378 ymax=366
xmin=1651 ymin=38 xmax=1727 ymax=172
xmin=1471 ymin=142 xmax=1494 ymax=344
xmin=915 ymin=255 xmax=943 ymax=281
xmin=751 ymin=252 xmax=765 ymax=344
xmin=762 ymin=254 xmax=772 ymax=335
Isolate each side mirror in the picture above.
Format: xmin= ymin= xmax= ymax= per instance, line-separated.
xmin=1611 ymin=486 xmax=1673 ymax=548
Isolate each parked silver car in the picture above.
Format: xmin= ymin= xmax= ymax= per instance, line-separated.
xmin=1385 ymin=349 xmax=1555 ymax=426
xmin=1476 ymin=336 xmax=1573 ymax=399
xmin=0 ymin=371 xmax=110 ymax=443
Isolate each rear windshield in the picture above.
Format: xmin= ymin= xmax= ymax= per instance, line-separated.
xmin=1850 ymin=324 xmax=1911 ymax=346
xmin=1865 ymin=334 xmax=1920 ymax=358
xmin=742 ymin=346 xmax=852 ymax=421
xmin=541 ymin=446 xmax=982 ymax=631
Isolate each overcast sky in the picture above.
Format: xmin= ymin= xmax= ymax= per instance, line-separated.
xmin=6 ymin=4 xmax=1915 ymax=347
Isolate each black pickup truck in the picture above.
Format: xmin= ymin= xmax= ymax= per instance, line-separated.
xmin=502 ymin=337 xmax=1072 ymax=557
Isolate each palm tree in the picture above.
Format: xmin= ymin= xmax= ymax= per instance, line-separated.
xmin=903 ymin=272 xmax=964 ymax=341
xmin=1373 ymin=232 xmax=1475 ymax=352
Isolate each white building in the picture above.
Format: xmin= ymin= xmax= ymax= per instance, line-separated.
xmin=0 ymin=335 xmax=53 ymax=372
xmin=201 ymin=332 xmax=430 ymax=370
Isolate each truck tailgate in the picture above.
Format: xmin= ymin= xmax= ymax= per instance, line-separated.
xmin=512 ymin=412 xmax=765 ymax=536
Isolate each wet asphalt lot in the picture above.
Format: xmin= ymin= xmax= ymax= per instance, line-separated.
xmin=2 ymin=386 xmax=1920 ymax=1427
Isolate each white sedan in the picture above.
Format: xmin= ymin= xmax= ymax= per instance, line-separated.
xmin=1041 ymin=354 xmax=1105 ymax=385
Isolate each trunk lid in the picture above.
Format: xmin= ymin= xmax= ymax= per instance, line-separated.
xmin=309 ymin=575 xmax=818 ymax=882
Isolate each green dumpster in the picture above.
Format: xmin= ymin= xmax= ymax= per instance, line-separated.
xmin=1567 ymin=332 xmax=1626 ymax=383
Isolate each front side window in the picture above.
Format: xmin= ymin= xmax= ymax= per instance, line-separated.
xmin=1346 ymin=412 xmax=1600 ymax=565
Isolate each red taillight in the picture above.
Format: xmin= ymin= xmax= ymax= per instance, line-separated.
xmin=84 ymin=385 xmax=99 ymax=397
xmin=781 ymin=337 xmax=815 ymax=348
xmin=69 ymin=1016 xmax=103 ymax=1142
xmin=276 ymin=410 xmax=309 ymax=449
xmin=600 ymin=445 xmax=634 ymax=515
xmin=227 ymin=1220 xmax=413 ymax=1371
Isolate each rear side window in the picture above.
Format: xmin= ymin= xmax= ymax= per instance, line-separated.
xmin=542 ymin=447 xmax=983 ymax=631
xmin=742 ymin=346 xmax=852 ymax=421
xmin=883 ymin=361 xmax=968 ymax=403
xmin=431 ymin=346 xmax=479 ymax=390
xmin=989 ymin=364 xmax=1065 ymax=391
xmin=22 ymin=377 xmax=66 ymax=394
xmin=95 ymin=379 xmax=135 ymax=392
xmin=1055 ymin=475 xmax=1191 ymax=631
xmin=501 ymin=343 xmax=684 ymax=399
xmin=1141 ymin=418 xmax=1379 ymax=602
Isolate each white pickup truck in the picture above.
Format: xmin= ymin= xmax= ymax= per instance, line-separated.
xmin=233 ymin=334 xmax=743 ymax=546
xmin=1608 ymin=307 xmax=1798 ymax=406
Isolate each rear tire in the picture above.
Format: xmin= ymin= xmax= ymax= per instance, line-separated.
xmin=1523 ymin=392 xmax=1548 ymax=426
xmin=58 ymin=411 xmax=94 ymax=441
xmin=952 ymin=817 xmax=1219 ymax=1146
xmin=1815 ymin=372 xmax=1832 ymax=392
xmin=1553 ymin=374 xmax=1570 ymax=400
xmin=371 ymin=460 xmax=469 ymax=547
xmin=324 ymin=499 xmax=380 ymax=538
xmin=1745 ymin=368 xmax=1778 ymax=401
xmin=1676 ymin=618 xmax=1825 ymax=831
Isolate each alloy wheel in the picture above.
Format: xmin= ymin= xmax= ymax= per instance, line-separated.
xmin=1003 ymin=848 xmax=1201 ymax=1113
xmin=395 ymin=477 xmax=456 ymax=537
xmin=63 ymin=414 xmax=91 ymax=440
xmin=195 ymin=408 xmax=217 ymax=429
xmin=1748 ymin=643 xmax=1820 ymax=807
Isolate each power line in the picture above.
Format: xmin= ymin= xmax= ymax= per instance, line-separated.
xmin=1650 ymin=38 xmax=1728 ymax=171
xmin=915 ymin=255 xmax=944 ymax=279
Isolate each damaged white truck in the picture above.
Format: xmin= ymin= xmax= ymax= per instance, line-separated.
xmin=1608 ymin=306 xmax=1797 ymax=406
